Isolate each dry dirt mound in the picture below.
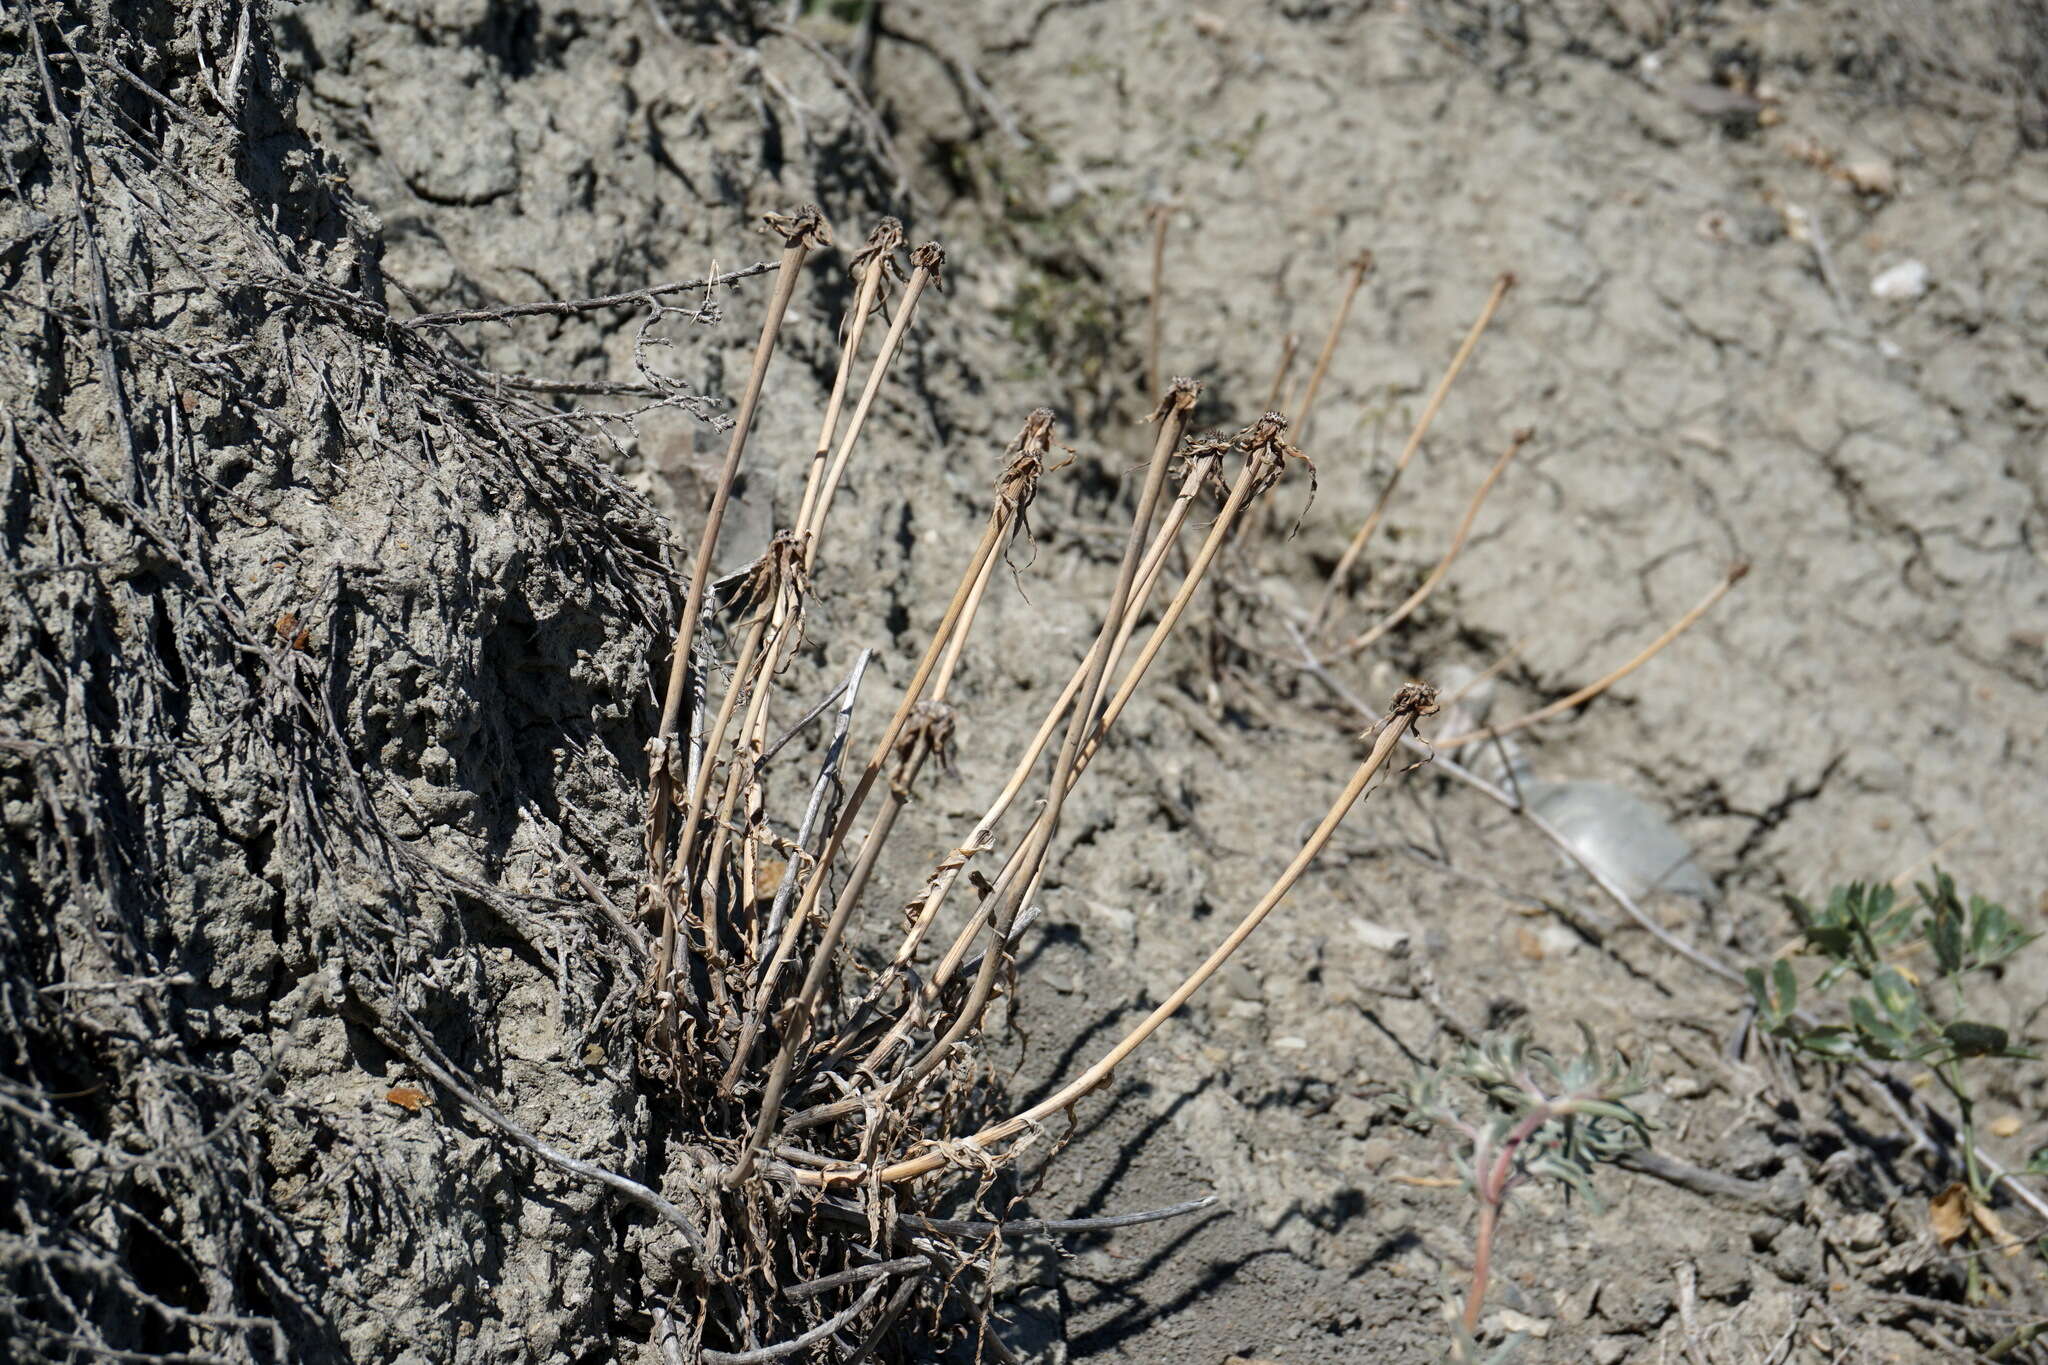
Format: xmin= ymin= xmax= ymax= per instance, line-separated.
xmin=3 ymin=2 xmax=679 ymax=1357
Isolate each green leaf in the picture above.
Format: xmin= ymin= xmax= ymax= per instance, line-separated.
xmin=1744 ymin=965 xmax=1769 ymax=1009
xmin=1942 ymin=1020 xmax=2012 ymax=1058
xmin=1871 ymin=967 xmax=1920 ymax=1026
xmin=1849 ymin=997 xmax=1907 ymax=1058
xmin=1772 ymin=958 xmax=1798 ymax=1015
xmin=1795 ymin=1026 xmax=1863 ymax=1059
xmin=1928 ymin=900 xmax=1965 ymax=974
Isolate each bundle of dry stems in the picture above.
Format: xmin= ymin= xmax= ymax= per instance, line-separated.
xmin=632 ymin=205 xmax=1754 ymax=1359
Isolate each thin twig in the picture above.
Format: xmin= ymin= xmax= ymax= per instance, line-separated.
xmin=699 ymin=1276 xmax=890 ymax=1364
xmin=813 ymin=1194 xmax=1220 ymax=1238
xmin=756 ymin=651 xmax=871 ymax=968
xmin=1431 ymin=562 xmax=1749 ymax=750
xmin=1293 ymin=251 xmax=1374 ymax=444
xmin=374 ymin=1001 xmax=706 ymax=1258
xmin=784 ymin=1256 xmax=929 ymax=1302
xmin=401 ymin=261 xmax=779 ymax=327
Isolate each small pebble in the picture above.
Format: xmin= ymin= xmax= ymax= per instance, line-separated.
xmin=1489 ymin=1308 xmax=1551 ymax=1339
xmin=1871 ymin=259 xmax=1931 ymax=301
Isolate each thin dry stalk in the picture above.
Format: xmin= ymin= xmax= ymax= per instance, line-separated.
xmin=879 ymin=405 xmax=1217 ymax=975
xmin=798 ymin=490 xmax=1013 ymax=963
xmin=1080 ymin=421 xmax=1300 ymax=771
xmin=1432 ymin=562 xmax=1749 ymax=750
xmin=650 ymin=206 xmax=831 ymax=873
xmin=650 ymin=548 xmax=785 ymax=1027
xmin=797 ymin=684 xmax=1438 ymax=1187
xmin=868 ymin=398 xmax=1203 ymax=1100
xmin=1145 ymin=205 xmax=1171 ymax=400
xmin=1263 ymin=331 xmax=1301 ymax=412
xmin=880 ymin=412 xmax=1283 ymax=1101
xmin=793 ymin=219 xmax=906 ymax=543
xmin=1331 ymin=426 xmax=1530 ymax=658
xmin=802 ymin=242 xmax=947 ymax=572
xmin=721 ymin=415 xmax=1057 ymax=1179
xmin=795 ymin=445 xmax=1225 ymax=1095
xmin=1293 ymin=251 xmax=1374 ymax=443
xmin=1311 ymin=270 xmax=1514 ymax=632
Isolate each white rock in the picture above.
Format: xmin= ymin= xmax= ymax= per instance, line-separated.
xmin=1489 ymin=1308 xmax=1551 ymax=1339
xmin=1871 ymin=259 xmax=1931 ymax=302
xmin=1350 ymin=916 xmax=1411 ymax=956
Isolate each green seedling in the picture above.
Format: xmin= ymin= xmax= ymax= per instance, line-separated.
xmin=1398 ymin=1027 xmax=1654 ymax=1362
xmin=1748 ymin=870 xmax=2037 ymax=1205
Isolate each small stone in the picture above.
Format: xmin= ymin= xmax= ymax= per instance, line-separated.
xmin=1350 ymin=916 xmax=1410 ymax=956
xmin=1489 ymin=1308 xmax=1551 ymax=1339
xmin=1871 ymin=260 xmax=1931 ymax=302
xmin=1840 ymin=156 xmax=1897 ymax=196
xmin=1836 ymin=1211 xmax=1888 ymax=1251
xmin=1272 ymin=1035 xmax=1308 ymax=1051
xmin=1591 ymin=1336 xmax=1632 ymax=1365
xmin=1989 ymin=1115 xmax=2022 ymax=1138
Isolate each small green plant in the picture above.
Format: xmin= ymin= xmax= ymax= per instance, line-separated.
xmin=1747 ymin=870 xmax=2037 ymax=1203
xmin=1398 ymin=1027 xmax=1654 ymax=1361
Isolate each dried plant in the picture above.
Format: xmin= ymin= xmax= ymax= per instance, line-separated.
xmin=619 ymin=215 xmax=1770 ymax=1357
xmin=626 ymin=216 xmax=1445 ymax=1345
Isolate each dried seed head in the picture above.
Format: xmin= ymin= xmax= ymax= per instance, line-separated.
xmin=849 ymin=217 xmax=907 ymax=285
xmin=1235 ymin=411 xmax=1314 ymax=505
xmin=1172 ymin=431 xmax=1236 ymax=494
xmin=1237 ymin=410 xmax=1291 ymax=451
xmin=910 ymin=241 xmax=947 ymax=290
xmin=1009 ymin=407 xmax=1057 ymax=458
xmin=995 ymin=407 xmax=1058 ymax=513
xmin=1390 ymin=682 xmax=1440 ymax=720
xmin=1347 ymin=250 xmax=1376 ymax=277
xmin=763 ymin=204 xmax=833 ymax=249
xmin=1146 ymin=376 xmax=1203 ymax=423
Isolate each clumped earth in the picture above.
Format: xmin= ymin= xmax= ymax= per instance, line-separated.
xmin=5 ymin=0 xmax=2046 ymax=1361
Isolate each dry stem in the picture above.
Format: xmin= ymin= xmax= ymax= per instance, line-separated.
xmin=1431 ymin=561 xmax=1749 ymax=750
xmin=1331 ymin=427 xmax=1530 ymax=658
xmin=1312 ymin=271 xmax=1514 ymax=631
xmin=1293 ymin=251 xmax=1374 ymax=443
xmin=802 ymin=242 xmax=947 ymax=572
xmin=650 ymin=207 xmax=831 ymax=876
xmin=793 ymin=218 xmax=905 ymax=546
